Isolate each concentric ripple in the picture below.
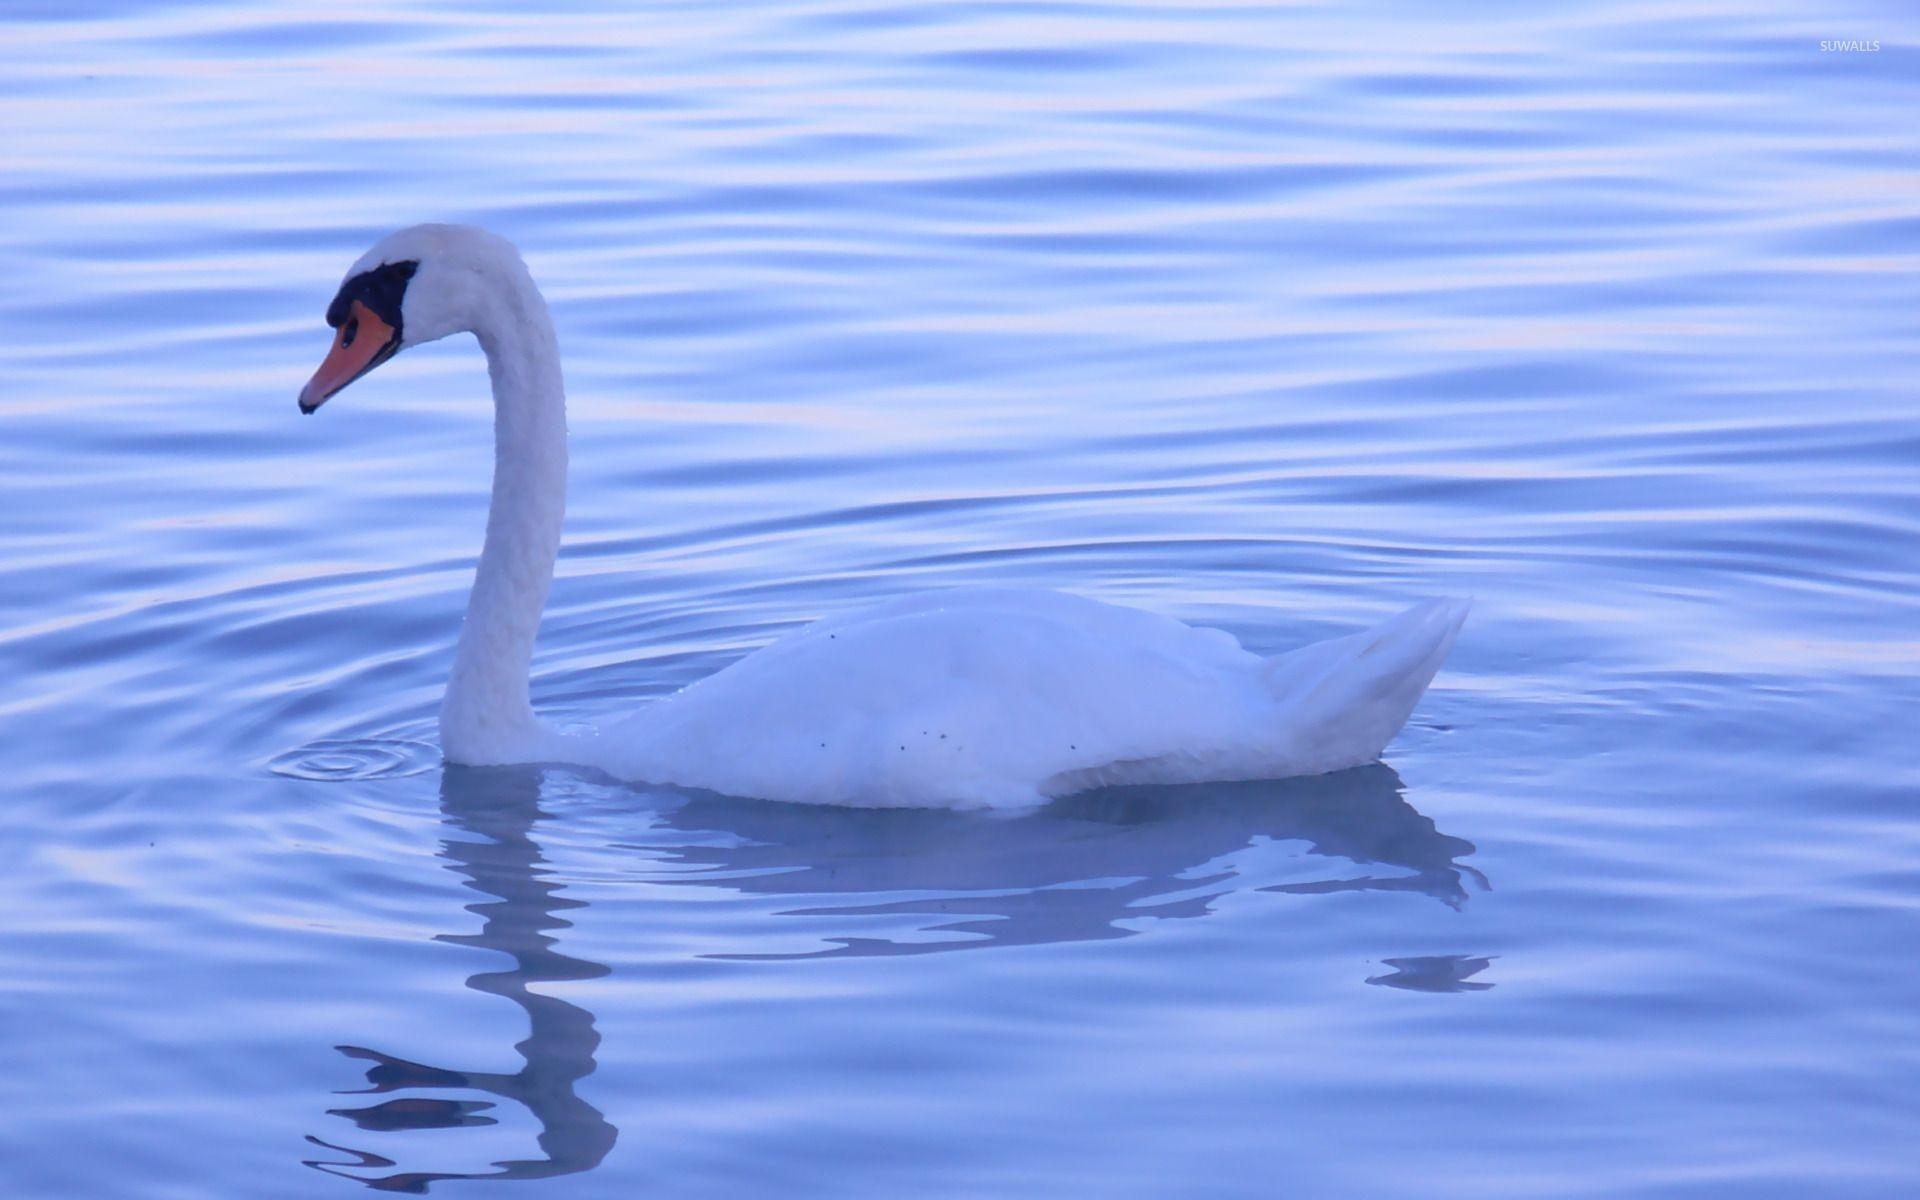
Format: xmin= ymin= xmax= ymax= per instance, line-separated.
xmin=266 ymin=737 xmax=441 ymax=782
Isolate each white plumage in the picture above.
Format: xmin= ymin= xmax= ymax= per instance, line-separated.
xmin=303 ymin=225 xmax=1468 ymax=810
xmin=586 ymin=588 xmax=1465 ymax=808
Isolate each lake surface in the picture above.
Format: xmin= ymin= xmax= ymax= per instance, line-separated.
xmin=3 ymin=1 xmax=1918 ymax=1195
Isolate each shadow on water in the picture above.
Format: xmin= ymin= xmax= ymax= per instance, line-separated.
xmin=303 ymin=766 xmax=617 ymax=1193
xmin=637 ymin=762 xmax=1487 ymax=959
xmin=305 ymin=761 xmax=1484 ymax=1189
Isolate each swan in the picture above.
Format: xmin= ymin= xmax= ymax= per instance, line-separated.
xmin=298 ymin=224 xmax=1468 ymax=810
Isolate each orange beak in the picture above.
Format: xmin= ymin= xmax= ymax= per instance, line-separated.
xmin=299 ymin=300 xmax=400 ymax=413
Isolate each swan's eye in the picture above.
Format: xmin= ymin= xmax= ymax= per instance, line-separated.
xmin=341 ymin=316 xmax=359 ymax=349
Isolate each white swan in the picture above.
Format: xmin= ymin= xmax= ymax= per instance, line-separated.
xmin=299 ymin=224 xmax=1467 ymax=809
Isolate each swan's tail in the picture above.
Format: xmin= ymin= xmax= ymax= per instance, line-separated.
xmin=1261 ymin=598 xmax=1469 ymax=774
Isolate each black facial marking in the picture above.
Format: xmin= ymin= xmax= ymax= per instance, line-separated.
xmin=326 ymin=259 xmax=418 ymax=335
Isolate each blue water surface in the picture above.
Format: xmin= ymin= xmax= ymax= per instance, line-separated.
xmin=3 ymin=2 xmax=1918 ymax=1196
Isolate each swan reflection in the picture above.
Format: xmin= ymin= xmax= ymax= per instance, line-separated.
xmin=1367 ymin=954 xmax=1498 ymax=993
xmin=307 ymin=761 xmax=1482 ymax=1188
xmin=305 ymin=766 xmax=616 ymax=1192
xmin=632 ymin=762 xmax=1484 ymax=959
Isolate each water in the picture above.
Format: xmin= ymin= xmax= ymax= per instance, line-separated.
xmin=3 ymin=2 xmax=1918 ymax=1195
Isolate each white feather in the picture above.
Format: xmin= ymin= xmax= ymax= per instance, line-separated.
xmin=583 ymin=589 xmax=1467 ymax=809
xmin=318 ymin=225 xmax=1469 ymax=810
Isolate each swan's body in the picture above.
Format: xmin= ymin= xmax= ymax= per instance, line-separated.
xmin=585 ymin=588 xmax=1465 ymax=808
xmin=301 ymin=225 xmax=1467 ymax=810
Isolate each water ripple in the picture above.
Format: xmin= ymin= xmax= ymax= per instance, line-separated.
xmin=266 ymin=737 xmax=441 ymax=782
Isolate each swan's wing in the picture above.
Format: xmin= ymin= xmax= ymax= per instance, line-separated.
xmin=582 ymin=589 xmax=1466 ymax=809
xmin=586 ymin=588 xmax=1269 ymax=807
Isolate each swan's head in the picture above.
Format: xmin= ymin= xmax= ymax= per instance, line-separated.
xmin=298 ymin=223 xmax=527 ymax=413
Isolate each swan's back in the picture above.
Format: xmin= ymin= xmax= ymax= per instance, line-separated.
xmin=580 ymin=588 xmax=1466 ymax=809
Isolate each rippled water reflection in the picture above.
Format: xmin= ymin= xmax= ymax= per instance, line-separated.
xmin=3 ymin=1 xmax=1918 ymax=1196
xmin=306 ymin=769 xmax=615 ymax=1191
xmin=305 ymin=764 xmax=1477 ymax=1190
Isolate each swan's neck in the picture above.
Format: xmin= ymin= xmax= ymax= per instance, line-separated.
xmin=439 ymin=271 xmax=567 ymax=763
